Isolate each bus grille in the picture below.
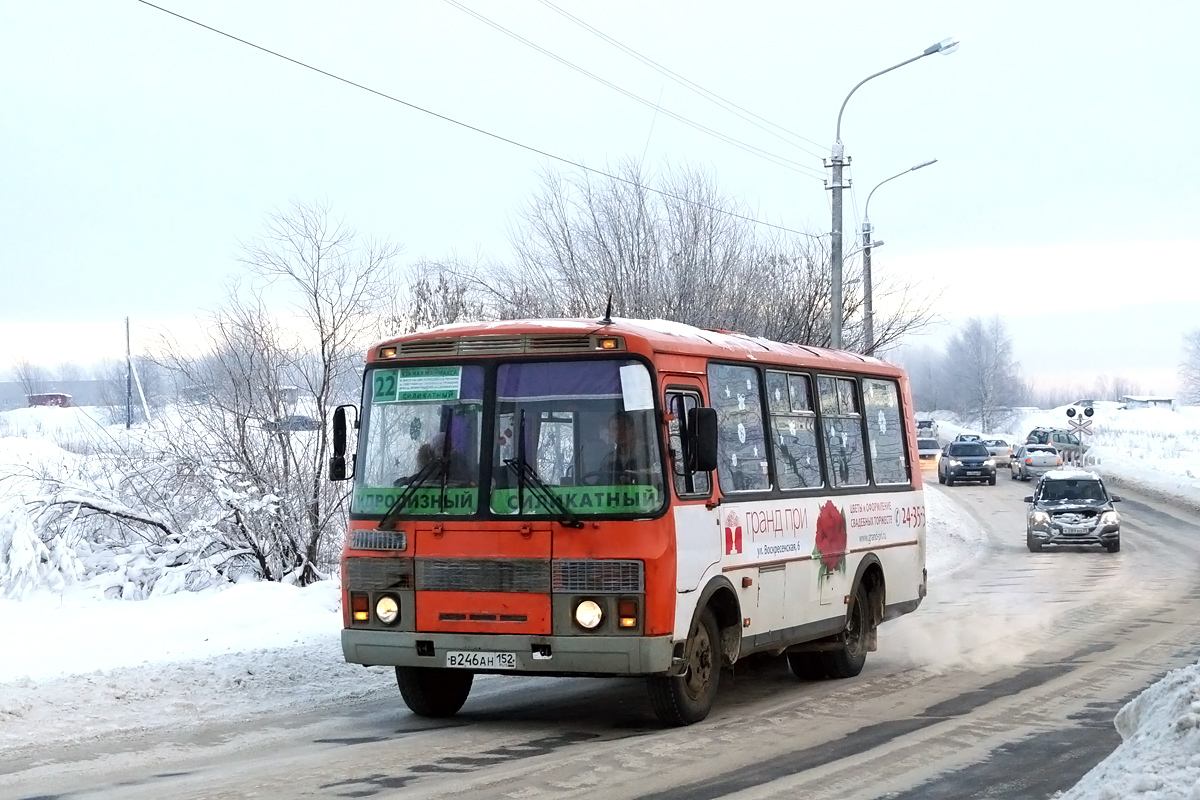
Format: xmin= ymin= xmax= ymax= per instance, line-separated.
xmin=350 ymin=530 xmax=408 ymax=551
xmin=552 ymin=560 xmax=644 ymax=593
xmin=416 ymin=559 xmax=550 ymax=593
xmin=345 ymin=557 xmax=413 ymax=590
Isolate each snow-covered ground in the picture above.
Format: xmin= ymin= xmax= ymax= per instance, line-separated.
xmin=2 ymin=404 xmax=1200 ymax=796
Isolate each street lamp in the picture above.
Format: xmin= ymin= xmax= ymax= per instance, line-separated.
xmin=861 ymin=159 xmax=938 ymax=356
xmin=827 ymin=37 xmax=958 ymax=350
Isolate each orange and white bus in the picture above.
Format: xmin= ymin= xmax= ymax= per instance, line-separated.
xmin=330 ymin=317 xmax=926 ymax=725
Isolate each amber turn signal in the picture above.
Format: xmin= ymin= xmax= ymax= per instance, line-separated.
xmin=351 ymin=591 xmax=370 ymax=622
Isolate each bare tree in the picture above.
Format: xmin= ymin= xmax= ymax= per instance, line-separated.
xmin=149 ymin=200 xmax=403 ymax=584
xmin=943 ymin=316 xmax=1023 ymax=431
xmin=1181 ymin=329 xmax=1200 ymax=404
xmin=488 ymin=159 xmax=935 ymax=350
xmin=11 ymin=357 xmax=48 ymax=399
xmin=386 ymin=257 xmax=487 ymax=334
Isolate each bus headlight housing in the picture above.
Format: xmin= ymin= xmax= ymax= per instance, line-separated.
xmin=375 ymin=595 xmax=400 ymax=626
xmin=574 ymin=600 xmax=603 ymax=629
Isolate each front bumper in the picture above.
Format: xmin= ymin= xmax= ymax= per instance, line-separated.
xmin=947 ymin=466 xmax=995 ymax=480
xmin=342 ymin=629 xmax=676 ymax=676
xmin=1029 ymin=524 xmax=1120 ymax=547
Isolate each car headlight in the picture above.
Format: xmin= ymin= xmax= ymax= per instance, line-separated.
xmin=1100 ymin=511 xmax=1120 ymax=526
xmin=375 ymin=595 xmax=400 ymax=626
xmin=574 ymin=599 xmax=604 ymax=629
xmin=984 ymin=459 xmax=996 ymax=467
xmin=948 ymin=459 xmax=961 ymax=467
xmin=1031 ymin=511 xmax=1050 ymax=526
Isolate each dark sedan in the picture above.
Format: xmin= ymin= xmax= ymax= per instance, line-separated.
xmin=937 ymin=441 xmax=997 ymax=486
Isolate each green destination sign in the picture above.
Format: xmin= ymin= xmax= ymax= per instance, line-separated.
xmin=354 ymin=486 xmax=477 ymax=516
xmin=372 ymin=366 xmax=462 ymax=403
xmin=490 ymin=485 xmax=661 ymax=515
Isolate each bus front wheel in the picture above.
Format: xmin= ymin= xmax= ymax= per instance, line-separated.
xmin=647 ymin=607 xmax=720 ymax=726
xmin=822 ymin=583 xmax=871 ymax=679
xmin=396 ymin=666 xmax=474 ymax=718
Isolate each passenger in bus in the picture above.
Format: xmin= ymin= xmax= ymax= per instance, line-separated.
xmin=396 ymin=432 xmax=474 ymax=486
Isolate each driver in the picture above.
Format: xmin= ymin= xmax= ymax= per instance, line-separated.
xmin=597 ymin=412 xmax=646 ymax=484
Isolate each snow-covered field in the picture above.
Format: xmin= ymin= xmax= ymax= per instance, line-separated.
xmin=2 ymin=404 xmax=1200 ymax=796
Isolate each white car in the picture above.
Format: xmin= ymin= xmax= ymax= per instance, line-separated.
xmin=982 ymin=438 xmax=1015 ymax=466
xmin=916 ymin=437 xmax=942 ymax=462
xmin=1011 ymin=444 xmax=1062 ymax=481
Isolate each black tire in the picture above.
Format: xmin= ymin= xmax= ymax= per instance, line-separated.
xmin=946 ymin=476 xmax=955 ymax=487
xmin=1010 ymin=468 xmax=1017 ymax=481
xmin=1026 ymin=530 xmax=1042 ymax=552
xmin=647 ymin=607 xmax=720 ymax=726
xmin=1106 ymin=539 xmax=1121 ymax=553
xmin=938 ymin=471 xmax=946 ymax=484
xmin=988 ymin=475 xmax=997 ymax=486
xmin=395 ymin=666 xmax=474 ymax=718
xmin=786 ymin=652 xmax=827 ymax=680
xmin=821 ymin=583 xmax=871 ymax=679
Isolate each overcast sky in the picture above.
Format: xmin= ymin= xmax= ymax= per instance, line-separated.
xmin=2 ymin=1 xmax=1197 ymax=392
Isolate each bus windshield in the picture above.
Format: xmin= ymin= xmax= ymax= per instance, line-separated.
xmin=492 ymin=360 xmax=664 ymax=517
xmin=353 ymin=365 xmax=484 ymax=517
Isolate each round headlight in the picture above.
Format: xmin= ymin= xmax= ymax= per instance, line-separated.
xmin=375 ymin=595 xmax=400 ymax=625
xmin=574 ymin=600 xmax=603 ymax=629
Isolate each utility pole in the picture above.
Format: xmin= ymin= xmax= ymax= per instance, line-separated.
xmin=826 ymin=145 xmax=849 ymax=350
xmin=827 ymin=38 xmax=959 ymax=352
xmin=125 ymin=316 xmax=132 ymax=430
xmin=862 ymin=222 xmax=876 ymax=355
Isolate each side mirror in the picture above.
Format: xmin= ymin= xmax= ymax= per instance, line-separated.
xmin=1023 ymin=495 xmax=1034 ymax=503
xmin=688 ymin=407 xmax=719 ymax=473
xmin=1111 ymin=495 xmax=1122 ymax=503
xmin=329 ymin=404 xmax=358 ymax=482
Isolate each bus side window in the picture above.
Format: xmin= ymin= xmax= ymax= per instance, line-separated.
xmin=766 ymin=371 xmax=822 ymax=490
xmin=666 ymin=390 xmax=711 ymax=497
xmin=862 ymin=378 xmax=909 ymax=485
xmin=706 ymin=364 xmax=770 ymax=493
xmin=818 ymin=376 xmax=868 ymax=488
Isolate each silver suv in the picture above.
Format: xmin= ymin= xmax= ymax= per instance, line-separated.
xmin=1025 ymin=470 xmax=1121 ymax=553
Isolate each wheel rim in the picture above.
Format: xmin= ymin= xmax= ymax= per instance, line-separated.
xmin=682 ymin=620 xmax=714 ymax=701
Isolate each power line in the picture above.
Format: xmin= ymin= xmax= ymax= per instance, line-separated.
xmin=134 ymin=0 xmax=823 ymax=238
xmin=539 ymin=0 xmax=828 ymax=159
xmin=443 ymin=0 xmax=827 ymax=181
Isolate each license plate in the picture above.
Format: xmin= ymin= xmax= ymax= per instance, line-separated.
xmin=965 ymin=470 xmax=981 ymax=476
xmin=1061 ymin=525 xmax=1090 ymax=534
xmin=446 ymin=651 xmax=517 ymax=670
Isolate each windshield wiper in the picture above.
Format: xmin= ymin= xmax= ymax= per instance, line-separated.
xmin=504 ymin=409 xmax=583 ymax=529
xmin=378 ymin=456 xmax=445 ymax=531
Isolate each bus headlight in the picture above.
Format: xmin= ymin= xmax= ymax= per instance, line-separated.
xmin=574 ymin=600 xmax=603 ymax=629
xmin=375 ymin=595 xmax=400 ymax=626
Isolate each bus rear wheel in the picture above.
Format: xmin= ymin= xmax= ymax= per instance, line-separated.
xmin=396 ymin=666 xmax=474 ymax=718
xmin=647 ymin=608 xmax=720 ymax=726
xmin=822 ymin=583 xmax=871 ymax=679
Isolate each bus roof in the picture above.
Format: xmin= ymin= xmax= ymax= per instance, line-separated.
xmin=371 ymin=317 xmax=902 ymax=376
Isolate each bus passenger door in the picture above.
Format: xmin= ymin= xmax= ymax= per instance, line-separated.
xmin=665 ymin=386 xmax=720 ymax=592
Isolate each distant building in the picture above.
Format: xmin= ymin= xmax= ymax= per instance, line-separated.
xmin=26 ymin=392 xmax=72 ymax=408
xmin=1120 ymin=395 xmax=1175 ymax=410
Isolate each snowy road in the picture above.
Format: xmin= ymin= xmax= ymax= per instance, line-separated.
xmin=5 ymin=477 xmax=1200 ymax=800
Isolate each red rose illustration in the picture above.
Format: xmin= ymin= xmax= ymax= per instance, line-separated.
xmin=814 ymin=500 xmax=847 ymax=572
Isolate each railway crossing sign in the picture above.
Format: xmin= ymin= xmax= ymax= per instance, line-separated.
xmin=1066 ymin=405 xmax=1094 ymax=437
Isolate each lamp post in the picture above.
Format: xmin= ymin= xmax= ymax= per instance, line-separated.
xmin=861 ymin=159 xmax=938 ymax=356
xmin=828 ymin=37 xmax=958 ymax=350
